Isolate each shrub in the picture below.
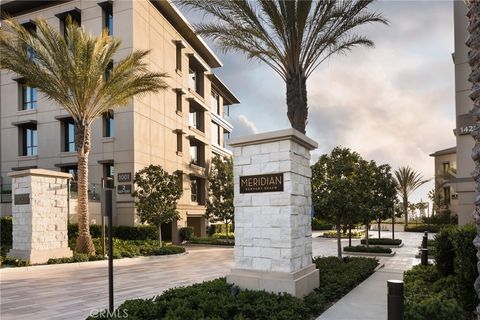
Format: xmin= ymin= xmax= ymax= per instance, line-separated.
xmin=212 ymin=233 xmax=235 ymax=240
xmin=344 ymin=245 xmax=392 ymax=254
xmin=422 ymin=210 xmax=458 ymax=225
xmin=434 ymin=226 xmax=455 ymax=276
xmin=188 ymin=236 xmax=234 ymax=245
xmin=321 ymin=230 xmax=366 ymax=239
xmin=360 ymin=238 xmax=402 ymax=246
xmin=1 ymin=216 xmax=12 ymax=245
xmin=179 ymin=227 xmax=194 ymax=242
xmin=154 ymin=246 xmax=185 ymax=255
xmin=47 ymin=253 xmax=92 ymax=264
xmin=68 ymin=223 xmax=158 ymax=241
xmin=2 ymin=256 xmax=30 ymax=267
xmin=405 ymin=224 xmax=443 ymax=233
xmin=311 ymin=218 xmax=333 ymax=230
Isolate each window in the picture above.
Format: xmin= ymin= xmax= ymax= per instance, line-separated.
xmin=103 ymin=3 xmax=113 ymax=35
xmin=443 ymin=187 xmax=451 ymax=205
xmin=188 ymin=57 xmax=204 ymax=96
xmin=211 ymin=91 xmax=219 ymax=114
xmin=189 ymin=106 xmax=204 ymax=132
xmin=105 ymin=61 xmax=113 ymax=81
xmin=188 ymin=68 xmax=197 ymax=92
xmin=104 ymin=163 xmax=114 ymax=188
xmin=442 ymin=162 xmax=450 ymax=174
xmin=223 ymin=131 xmax=230 ymax=149
xmin=61 ymin=165 xmax=78 ymax=181
xmin=190 ymin=145 xmax=198 ymax=165
xmin=211 ymin=122 xmax=220 ymax=146
xmin=22 ymin=86 xmax=37 ymax=110
xmin=223 ymin=104 xmax=230 ymax=118
xmin=190 ymin=177 xmax=198 ymax=203
xmin=176 ymin=132 xmax=183 ymax=154
xmin=22 ymin=127 xmax=37 ymax=156
xmin=64 ymin=119 xmax=76 ymax=152
xmin=22 ymin=22 xmax=36 ymax=59
xmin=57 ymin=10 xmax=81 ymax=37
xmin=176 ymin=91 xmax=182 ymax=113
xmin=103 ymin=111 xmax=115 ymax=137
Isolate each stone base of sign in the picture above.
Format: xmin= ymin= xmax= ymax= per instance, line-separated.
xmin=227 ymin=264 xmax=319 ymax=298
xmin=227 ymin=129 xmax=319 ymax=298
xmin=8 ymin=169 xmax=73 ymax=264
xmin=7 ymin=248 xmax=73 ymax=264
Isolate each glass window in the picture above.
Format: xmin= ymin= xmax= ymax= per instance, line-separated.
xmin=22 ymin=86 xmax=37 ymax=110
xmin=189 ymin=110 xmax=197 ymax=128
xmin=176 ymin=132 xmax=183 ymax=153
xmin=443 ymin=187 xmax=450 ymax=205
xmin=223 ymin=131 xmax=230 ymax=149
xmin=442 ymin=162 xmax=450 ymax=174
xmin=211 ymin=91 xmax=219 ymax=114
xmin=64 ymin=120 xmax=76 ymax=152
xmin=104 ymin=112 xmax=115 ymax=137
xmin=104 ymin=5 xmax=113 ymax=35
xmin=188 ymin=69 xmax=196 ymax=92
xmin=104 ymin=163 xmax=114 ymax=188
xmin=190 ymin=145 xmax=198 ymax=165
xmin=62 ymin=166 xmax=78 ymax=181
xmin=176 ymin=91 xmax=182 ymax=113
xmin=211 ymin=122 xmax=220 ymax=146
xmin=223 ymin=104 xmax=230 ymax=118
xmin=22 ymin=127 xmax=37 ymax=156
xmin=176 ymin=46 xmax=182 ymax=71
xmin=190 ymin=177 xmax=198 ymax=203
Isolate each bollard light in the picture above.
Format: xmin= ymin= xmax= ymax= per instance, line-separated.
xmin=387 ymin=280 xmax=404 ymax=320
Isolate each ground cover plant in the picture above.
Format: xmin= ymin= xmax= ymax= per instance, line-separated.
xmin=360 ymin=238 xmax=402 ymax=246
xmin=188 ymin=235 xmax=234 ymax=246
xmin=320 ymin=230 xmax=367 ymax=239
xmin=88 ymin=257 xmax=378 ymax=319
xmin=344 ymin=245 xmax=392 ymax=254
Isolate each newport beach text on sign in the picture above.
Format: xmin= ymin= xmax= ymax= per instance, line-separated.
xmin=239 ymin=173 xmax=284 ymax=193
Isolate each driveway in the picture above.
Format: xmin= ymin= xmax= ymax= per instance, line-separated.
xmin=0 ymin=231 xmax=425 ymax=320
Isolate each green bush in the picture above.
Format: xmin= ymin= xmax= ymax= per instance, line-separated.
xmin=344 ymin=245 xmax=392 ymax=254
xmin=1 ymin=216 xmax=12 ymax=245
xmin=422 ymin=210 xmax=458 ymax=225
xmin=404 ymin=265 xmax=467 ymax=320
xmin=47 ymin=253 xmax=94 ymax=264
xmin=434 ymin=226 xmax=455 ymax=276
xmin=68 ymin=223 xmax=158 ymax=241
xmin=321 ymin=230 xmax=366 ymax=239
xmin=2 ymin=256 xmax=30 ymax=267
xmin=212 ymin=233 xmax=235 ymax=240
xmin=188 ymin=236 xmax=234 ymax=245
xmin=360 ymin=238 xmax=402 ymax=246
xmin=88 ymin=257 xmax=378 ymax=320
xmin=312 ymin=218 xmax=333 ymax=231
xmin=178 ymin=227 xmax=194 ymax=242
xmin=405 ymin=224 xmax=443 ymax=233
xmin=153 ymin=246 xmax=185 ymax=255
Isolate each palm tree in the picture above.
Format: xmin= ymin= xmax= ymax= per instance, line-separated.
xmin=0 ymin=18 xmax=168 ymax=255
xmin=179 ymin=0 xmax=387 ymax=134
xmin=465 ymin=0 xmax=480 ymax=313
xmin=394 ymin=166 xmax=429 ymax=227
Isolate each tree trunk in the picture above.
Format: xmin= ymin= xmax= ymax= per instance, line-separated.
xmin=286 ymin=70 xmax=308 ymax=134
xmin=392 ymin=213 xmax=395 ymax=240
xmin=158 ymin=223 xmax=162 ymax=248
xmin=466 ymin=0 xmax=480 ymax=314
xmin=225 ymin=222 xmax=229 ymax=242
xmin=74 ymin=122 xmax=95 ymax=255
xmin=403 ymin=196 xmax=409 ymax=227
xmin=365 ymin=222 xmax=369 ymax=247
xmin=336 ymin=223 xmax=342 ymax=259
xmin=348 ymin=225 xmax=352 ymax=247
xmin=378 ymin=219 xmax=381 ymax=239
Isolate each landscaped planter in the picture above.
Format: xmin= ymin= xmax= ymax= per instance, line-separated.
xmin=344 ymin=250 xmax=396 ymax=257
xmin=343 ymin=245 xmax=395 ymax=257
xmin=361 ymin=243 xmax=404 ymax=248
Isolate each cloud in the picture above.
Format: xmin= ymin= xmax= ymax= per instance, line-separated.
xmin=231 ymin=114 xmax=259 ymax=137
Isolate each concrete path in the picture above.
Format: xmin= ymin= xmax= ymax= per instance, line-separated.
xmin=0 ymin=231 xmax=425 ymax=320
xmin=316 ymin=230 xmax=425 ymax=320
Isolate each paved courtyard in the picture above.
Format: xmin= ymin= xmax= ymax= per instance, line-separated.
xmin=0 ymin=231 xmax=424 ymax=320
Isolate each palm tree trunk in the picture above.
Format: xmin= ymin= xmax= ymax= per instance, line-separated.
xmin=403 ymin=196 xmax=408 ymax=226
xmin=158 ymin=224 xmax=162 ymax=248
xmin=286 ymin=71 xmax=308 ymax=134
xmin=466 ymin=0 xmax=480 ymax=314
xmin=74 ymin=122 xmax=95 ymax=255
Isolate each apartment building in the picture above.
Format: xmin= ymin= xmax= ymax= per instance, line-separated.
xmin=0 ymin=0 xmax=240 ymax=240
xmin=429 ymin=147 xmax=458 ymax=216
xmin=451 ymin=1 xmax=475 ymax=226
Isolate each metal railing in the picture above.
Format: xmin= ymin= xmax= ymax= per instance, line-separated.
xmin=69 ymin=181 xmax=101 ymax=202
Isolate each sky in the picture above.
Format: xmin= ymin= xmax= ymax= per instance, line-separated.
xmin=180 ymin=0 xmax=457 ymax=209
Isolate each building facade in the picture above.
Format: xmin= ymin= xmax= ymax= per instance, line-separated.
xmin=0 ymin=0 xmax=240 ymax=240
xmin=452 ymin=1 xmax=475 ymax=226
xmin=429 ymin=147 xmax=459 ymax=217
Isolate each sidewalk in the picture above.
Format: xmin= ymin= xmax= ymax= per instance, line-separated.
xmin=314 ymin=230 xmax=423 ymax=320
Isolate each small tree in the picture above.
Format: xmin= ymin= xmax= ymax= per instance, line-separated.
xmin=133 ymin=165 xmax=182 ymax=248
xmin=370 ymin=164 xmax=397 ymax=239
xmin=206 ymin=156 xmax=234 ymax=241
xmin=312 ymin=147 xmax=362 ymax=259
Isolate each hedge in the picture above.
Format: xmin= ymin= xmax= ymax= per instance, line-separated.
xmin=179 ymin=227 xmax=194 ymax=242
xmin=321 ymin=230 xmax=365 ymax=239
xmin=188 ymin=236 xmax=234 ymax=246
xmin=344 ymin=245 xmax=392 ymax=254
xmin=312 ymin=218 xmax=333 ymax=231
xmin=68 ymin=223 xmax=158 ymax=241
xmin=405 ymin=224 xmax=443 ymax=233
xmin=1 ymin=216 xmax=12 ymax=245
xmin=360 ymin=238 xmax=402 ymax=246
xmin=88 ymin=257 xmax=378 ymax=320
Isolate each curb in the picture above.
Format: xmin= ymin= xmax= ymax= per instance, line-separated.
xmin=360 ymin=243 xmax=404 ymax=248
xmin=343 ymin=251 xmax=396 ymax=257
xmin=0 ymin=252 xmax=188 ymax=274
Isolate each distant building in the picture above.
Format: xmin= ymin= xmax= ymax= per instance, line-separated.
xmin=0 ymin=0 xmax=240 ymax=241
xmin=429 ymin=147 xmax=458 ymax=218
xmin=451 ymin=1 xmax=475 ymax=225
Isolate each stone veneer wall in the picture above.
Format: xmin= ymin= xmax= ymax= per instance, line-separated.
xmin=8 ymin=169 xmax=72 ymax=263
xmin=233 ymin=139 xmax=313 ymax=273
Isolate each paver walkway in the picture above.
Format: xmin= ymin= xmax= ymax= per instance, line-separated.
xmin=0 ymin=231 xmax=424 ymax=320
xmin=315 ymin=230 xmax=424 ymax=320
